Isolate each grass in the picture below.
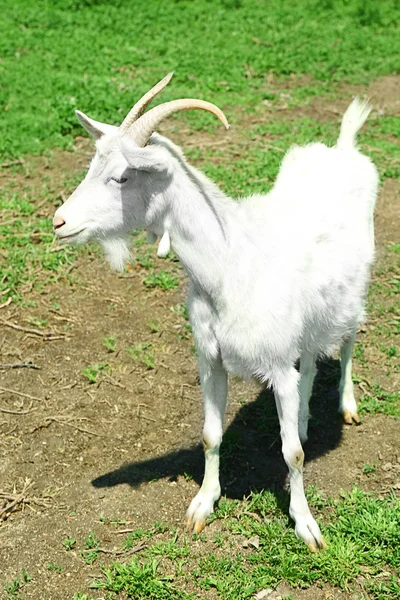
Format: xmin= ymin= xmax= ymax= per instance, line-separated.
xmin=144 ymin=271 xmax=180 ymax=291
xmin=0 ymin=164 xmax=94 ymax=304
xmin=92 ymin=558 xmax=193 ymax=599
xmin=81 ymin=362 xmax=109 ymax=383
xmin=363 ymin=463 xmax=377 ymax=476
xmin=136 ymin=249 xmax=156 ymax=270
xmin=1 ymin=0 xmax=400 ymax=158
xmin=171 ymin=303 xmax=190 ymax=321
xmin=62 ymin=536 xmax=77 ymax=551
xmin=58 ymin=486 xmax=400 ymax=600
xmin=48 ymin=562 xmax=63 ymax=573
xmin=102 ymin=335 xmax=117 ymax=353
xmin=0 ymin=182 xmax=79 ymax=303
xmin=81 ymin=531 xmax=100 ymax=565
xmin=4 ymin=570 xmax=32 ymax=600
xmin=128 ymin=342 xmax=155 ymax=370
xmin=359 ymin=386 xmax=400 ymax=418
xmin=147 ymin=320 xmax=160 ymax=333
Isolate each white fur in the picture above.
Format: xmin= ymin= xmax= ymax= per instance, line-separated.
xmin=54 ymin=98 xmax=378 ymax=549
xmin=157 ymin=230 xmax=171 ymax=257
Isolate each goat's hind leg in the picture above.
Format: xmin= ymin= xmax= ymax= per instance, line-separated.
xmin=186 ymin=352 xmax=227 ymax=533
xmin=339 ymin=330 xmax=359 ymax=424
xmin=298 ymin=354 xmax=317 ymax=443
xmin=274 ymin=368 xmax=326 ymax=551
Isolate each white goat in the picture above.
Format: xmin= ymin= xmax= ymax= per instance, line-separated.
xmin=53 ymin=73 xmax=378 ymax=551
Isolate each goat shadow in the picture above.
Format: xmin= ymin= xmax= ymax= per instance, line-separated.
xmin=92 ymin=358 xmax=345 ymax=516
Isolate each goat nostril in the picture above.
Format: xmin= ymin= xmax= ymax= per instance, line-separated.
xmin=53 ymin=216 xmax=66 ymax=230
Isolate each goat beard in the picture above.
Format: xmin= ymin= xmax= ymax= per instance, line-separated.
xmin=99 ymin=236 xmax=131 ymax=272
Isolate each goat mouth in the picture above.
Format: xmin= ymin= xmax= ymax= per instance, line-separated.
xmin=57 ymin=228 xmax=86 ymax=243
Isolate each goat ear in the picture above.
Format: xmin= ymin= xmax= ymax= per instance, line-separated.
xmin=119 ymin=136 xmax=171 ymax=173
xmin=75 ymin=110 xmax=118 ymax=139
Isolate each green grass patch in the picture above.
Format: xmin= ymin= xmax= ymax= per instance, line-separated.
xmin=1 ymin=0 xmax=400 ymax=158
xmin=62 ymin=536 xmax=77 ymax=551
xmin=76 ymin=486 xmax=400 ymax=600
xmin=4 ymin=570 xmax=32 ymax=600
xmin=359 ymin=386 xmax=400 ymax=418
xmin=91 ymin=557 xmax=193 ymax=599
xmin=144 ymin=271 xmax=180 ymax=291
xmin=0 ymin=185 xmax=78 ymax=303
xmin=48 ymin=562 xmax=63 ymax=573
xmin=102 ymin=335 xmax=117 ymax=353
xmin=136 ymin=249 xmax=156 ymax=270
xmin=81 ymin=531 xmax=100 ymax=565
xmin=128 ymin=342 xmax=155 ymax=370
xmin=81 ymin=362 xmax=109 ymax=384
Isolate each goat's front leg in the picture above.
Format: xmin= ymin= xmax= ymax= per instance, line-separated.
xmin=274 ymin=368 xmax=326 ymax=552
xmin=186 ymin=352 xmax=227 ymax=533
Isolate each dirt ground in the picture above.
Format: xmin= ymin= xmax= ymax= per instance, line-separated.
xmin=0 ymin=79 xmax=399 ymax=599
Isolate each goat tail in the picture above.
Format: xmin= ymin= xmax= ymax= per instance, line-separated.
xmin=336 ymin=97 xmax=372 ymax=150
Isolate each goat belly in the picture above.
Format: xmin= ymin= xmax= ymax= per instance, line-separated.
xmin=217 ymin=325 xmax=299 ymax=383
xmin=220 ymin=352 xmax=257 ymax=381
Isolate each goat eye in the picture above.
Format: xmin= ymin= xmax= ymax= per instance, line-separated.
xmin=111 ymin=176 xmax=128 ymax=184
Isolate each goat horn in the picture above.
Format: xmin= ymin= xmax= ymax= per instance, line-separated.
xmin=120 ymin=72 xmax=174 ymax=133
xmin=129 ymin=99 xmax=229 ymax=147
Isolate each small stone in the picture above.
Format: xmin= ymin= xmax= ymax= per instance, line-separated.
xmin=248 ymin=535 xmax=260 ymax=549
xmin=254 ymin=589 xmax=273 ymax=599
xmin=243 ymin=535 xmax=259 ymax=549
xmin=382 ymin=462 xmax=393 ymax=471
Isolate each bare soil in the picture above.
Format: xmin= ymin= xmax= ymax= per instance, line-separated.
xmin=0 ymin=80 xmax=399 ymax=600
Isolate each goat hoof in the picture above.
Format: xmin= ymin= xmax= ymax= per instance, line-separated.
xmin=342 ymin=410 xmax=360 ymax=425
xmin=307 ymin=536 xmax=327 ymax=553
xmin=295 ymin=513 xmax=326 ymax=552
xmin=186 ymin=516 xmax=193 ymax=532
xmin=186 ymin=490 xmax=218 ymax=534
xmin=193 ymin=520 xmax=206 ymax=534
xmin=186 ymin=516 xmax=206 ymax=534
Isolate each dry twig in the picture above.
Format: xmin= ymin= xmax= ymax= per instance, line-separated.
xmin=48 ymin=308 xmax=79 ymax=324
xmin=82 ymin=542 xmax=148 ymax=561
xmin=0 ymin=400 xmax=35 ymax=415
xmin=115 ymin=528 xmax=137 ymax=534
xmin=0 ymin=479 xmax=33 ymax=520
xmin=33 ymin=416 xmax=100 ymax=437
xmin=0 ymin=298 xmax=12 ymax=310
xmin=0 ymin=159 xmax=24 ymax=169
xmin=120 ymin=543 xmax=148 ymax=559
xmin=58 ymin=381 xmax=78 ymax=390
xmin=1 ymin=319 xmax=66 ymax=340
xmin=0 ymin=362 xmax=40 ymax=370
xmin=0 ymin=479 xmax=56 ymax=522
xmin=0 ymin=386 xmax=42 ymax=402
xmin=103 ymin=374 xmax=126 ymax=390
